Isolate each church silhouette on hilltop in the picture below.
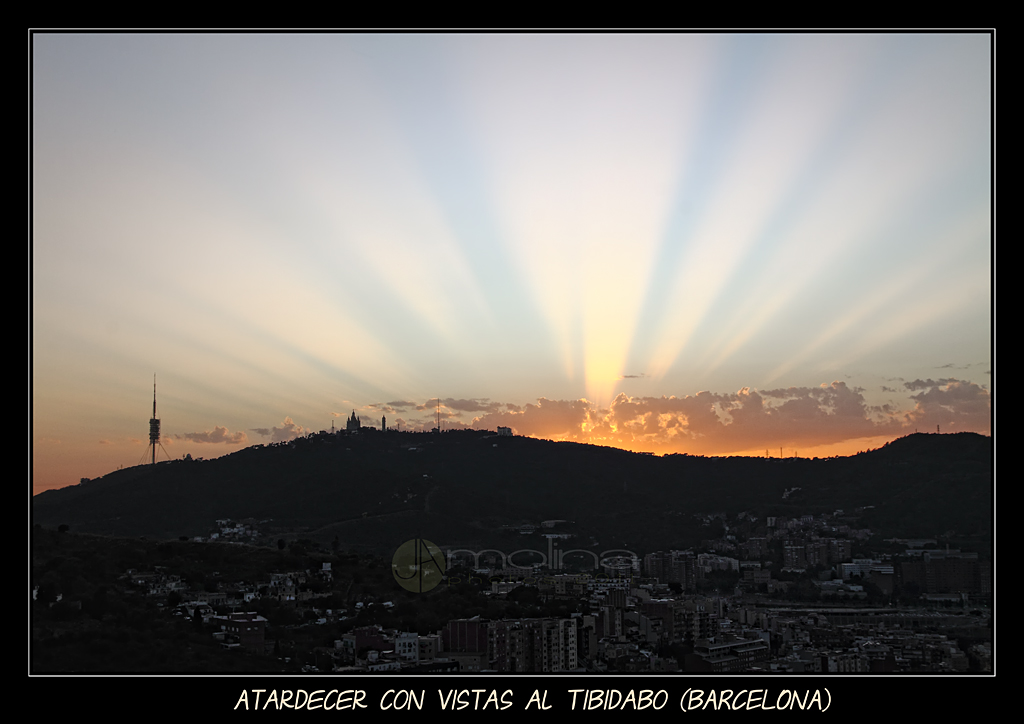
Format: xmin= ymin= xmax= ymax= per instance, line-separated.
xmin=343 ymin=409 xmax=387 ymax=433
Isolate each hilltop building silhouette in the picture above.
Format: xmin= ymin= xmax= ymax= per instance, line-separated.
xmin=346 ymin=410 xmax=360 ymax=432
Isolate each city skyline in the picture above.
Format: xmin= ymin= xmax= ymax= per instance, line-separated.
xmin=32 ymin=33 xmax=992 ymax=493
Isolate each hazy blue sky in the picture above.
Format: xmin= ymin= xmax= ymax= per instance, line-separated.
xmin=32 ymin=33 xmax=991 ymax=491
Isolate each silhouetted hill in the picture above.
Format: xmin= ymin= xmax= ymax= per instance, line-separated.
xmin=33 ymin=430 xmax=991 ymax=555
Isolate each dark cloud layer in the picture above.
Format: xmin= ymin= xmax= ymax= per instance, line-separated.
xmin=344 ymin=379 xmax=989 ymax=455
xmin=904 ymin=379 xmax=991 ymax=430
xmin=904 ymin=378 xmax=958 ymax=391
xmin=413 ymin=398 xmax=506 ymax=414
xmin=178 ymin=426 xmax=248 ymax=445
xmin=461 ymin=379 xmax=990 ymax=455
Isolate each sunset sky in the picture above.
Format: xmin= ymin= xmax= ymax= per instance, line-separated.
xmin=32 ymin=33 xmax=992 ymax=494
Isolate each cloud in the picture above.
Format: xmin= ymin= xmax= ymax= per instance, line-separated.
xmin=902 ymin=379 xmax=991 ymax=431
xmin=269 ymin=417 xmax=309 ymax=443
xmin=366 ymin=400 xmax=423 ymax=414
xmin=904 ymin=378 xmax=958 ymax=391
xmin=471 ymin=397 xmax=598 ymax=440
xmin=442 ymin=398 xmax=505 ymax=413
xmin=362 ymin=381 xmax=990 ymax=454
xmin=413 ymin=398 xmax=506 ymax=415
xmin=251 ymin=428 xmax=271 ymax=437
xmin=620 ymin=373 xmax=648 ymax=379
xmin=461 ymin=380 xmax=989 ymax=456
xmin=178 ymin=426 xmax=248 ymax=445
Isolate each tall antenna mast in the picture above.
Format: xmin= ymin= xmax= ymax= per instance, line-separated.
xmin=150 ymin=375 xmax=160 ymax=465
xmin=141 ymin=374 xmax=169 ymax=466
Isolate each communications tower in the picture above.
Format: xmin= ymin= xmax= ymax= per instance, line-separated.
xmin=141 ymin=375 xmax=169 ymax=465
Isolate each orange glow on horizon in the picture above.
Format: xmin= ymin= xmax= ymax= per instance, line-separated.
xmin=517 ymin=431 xmax=911 ymax=460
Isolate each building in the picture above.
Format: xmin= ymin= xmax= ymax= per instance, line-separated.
xmin=210 ymin=611 xmax=267 ymax=653
xmin=688 ymin=635 xmax=770 ymax=672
